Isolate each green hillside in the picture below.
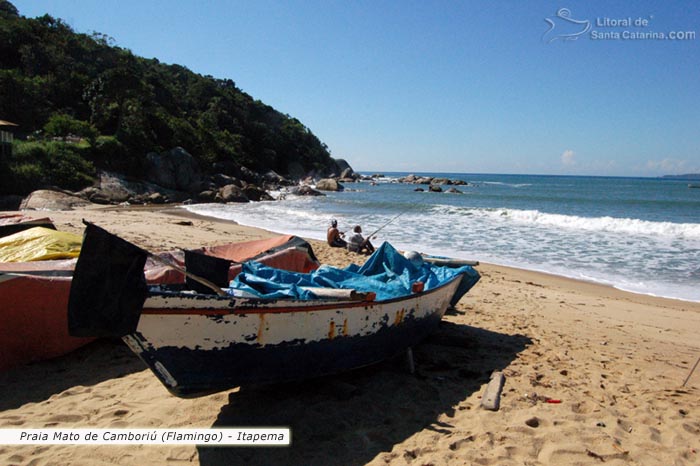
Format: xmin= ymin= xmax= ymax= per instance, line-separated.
xmin=0 ymin=1 xmax=334 ymax=195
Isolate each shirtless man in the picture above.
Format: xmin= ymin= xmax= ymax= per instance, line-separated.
xmin=327 ymin=219 xmax=347 ymax=248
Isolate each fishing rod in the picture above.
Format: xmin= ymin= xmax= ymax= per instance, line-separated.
xmin=366 ymin=206 xmax=412 ymax=239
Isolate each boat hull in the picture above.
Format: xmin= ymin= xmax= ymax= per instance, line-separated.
xmin=123 ymin=277 xmax=461 ymax=397
xmin=0 ymin=273 xmax=93 ymax=371
xmin=0 ymin=235 xmax=318 ymax=371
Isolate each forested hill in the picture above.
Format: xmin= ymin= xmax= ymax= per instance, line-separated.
xmin=0 ymin=1 xmax=338 ymax=195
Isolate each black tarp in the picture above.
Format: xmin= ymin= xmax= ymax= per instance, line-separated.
xmin=184 ymin=249 xmax=232 ymax=294
xmin=68 ymin=222 xmax=148 ymax=337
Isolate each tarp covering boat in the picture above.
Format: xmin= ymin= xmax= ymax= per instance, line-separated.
xmin=0 ymin=213 xmax=55 ymax=238
xmin=230 ymin=242 xmax=480 ymax=302
xmin=0 ymin=227 xmax=82 ymax=262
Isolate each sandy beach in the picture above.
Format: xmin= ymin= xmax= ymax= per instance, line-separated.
xmin=1 ymin=206 xmax=699 ymax=466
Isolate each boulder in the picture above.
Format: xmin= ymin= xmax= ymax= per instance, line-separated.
xmin=415 ymin=177 xmax=433 ymax=185
xmin=332 ymin=158 xmax=353 ymax=175
xmin=211 ymin=173 xmax=241 ymax=188
xmin=20 ymin=189 xmax=91 ymax=211
xmin=446 ymin=187 xmax=463 ymax=194
xmin=432 ymin=178 xmax=452 ymax=186
xmin=146 ymin=147 xmax=204 ymax=192
xmin=219 ymin=184 xmax=249 ymax=203
xmin=239 ymin=166 xmax=262 ymax=184
xmin=263 ymin=170 xmax=290 ymax=185
xmin=242 ymin=185 xmax=273 ymax=202
xmin=290 ymin=185 xmax=325 ymax=196
xmin=197 ymin=190 xmax=218 ymax=203
xmin=340 ymin=168 xmax=355 ymax=180
xmin=428 ymin=185 xmax=443 ymax=193
xmin=147 ymin=192 xmax=166 ymax=204
xmin=316 ymin=179 xmax=344 ymax=191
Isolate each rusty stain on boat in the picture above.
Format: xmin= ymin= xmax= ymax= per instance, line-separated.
xmin=328 ymin=320 xmax=336 ymax=340
xmin=394 ymin=308 xmax=405 ymax=325
xmin=342 ymin=318 xmax=348 ymax=336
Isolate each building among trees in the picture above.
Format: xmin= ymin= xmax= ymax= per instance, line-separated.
xmin=0 ymin=120 xmax=18 ymax=157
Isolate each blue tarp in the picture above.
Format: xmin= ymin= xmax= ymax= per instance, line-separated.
xmin=227 ymin=242 xmax=480 ymax=302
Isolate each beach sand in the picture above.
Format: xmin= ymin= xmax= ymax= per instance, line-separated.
xmin=1 ymin=206 xmax=699 ymax=465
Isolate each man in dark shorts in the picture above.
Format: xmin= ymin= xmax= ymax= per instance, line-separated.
xmin=327 ymin=219 xmax=347 ymax=248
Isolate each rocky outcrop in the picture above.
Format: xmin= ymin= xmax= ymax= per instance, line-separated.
xmin=316 ymin=179 xmax=344 ymax=192
xmin=20 ymin=189 xmax=91 ymax=211
xmin=78 ymin=171 xmax=187 ymax=205
xmin=398 ymin=174 xmax=468 ymax=187
xmin=289 ymin=185 xmax=325 ymax=196
xmin=218 ymin=185 xmax=248 ymax=203
xmin=146 ymin=147 xmax=204 ymax=192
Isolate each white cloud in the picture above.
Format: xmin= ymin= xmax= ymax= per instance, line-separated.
xmin=561 ymin=149 xmax=576 ymax=166
xmin=645 ymin=158 xmax=691 ymax=173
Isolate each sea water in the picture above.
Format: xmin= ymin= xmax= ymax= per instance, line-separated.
xmin=185 ymin=173 xmax=700 ymax=302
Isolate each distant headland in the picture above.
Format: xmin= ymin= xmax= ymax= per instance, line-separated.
xmin=661 ymin=174 xmax=700 ymax=180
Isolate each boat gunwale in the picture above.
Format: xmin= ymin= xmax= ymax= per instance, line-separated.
xmin=141 ymin=274 xmax=463 ymax=316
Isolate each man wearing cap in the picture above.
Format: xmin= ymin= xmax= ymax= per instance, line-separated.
xmin=327 ymin=219 xmax=347 ymax=248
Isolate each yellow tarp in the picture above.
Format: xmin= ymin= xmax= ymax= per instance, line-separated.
xmin=0 ymin=227 xmax=82 ymax=262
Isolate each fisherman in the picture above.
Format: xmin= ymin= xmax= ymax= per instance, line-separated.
xmin=346 ymin=225 xmax=375 ymax=255
xmin=327 ymin=219 xmax=347 ymax=248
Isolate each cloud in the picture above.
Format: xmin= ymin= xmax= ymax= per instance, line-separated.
xmin=561 ymin=149 xmax=576 ymax=166
xmin=645 ymin=158 xmax=692 ymax=173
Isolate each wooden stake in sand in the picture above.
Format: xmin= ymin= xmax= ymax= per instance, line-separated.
xmin=682 ymin=355 xmax=700 ymax=387
xmin=481 ymin=371 xmax=506 ymax=411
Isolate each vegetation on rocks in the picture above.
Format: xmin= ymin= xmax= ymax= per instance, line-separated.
xmin=0 ymin=1 xmax=338 ymax=196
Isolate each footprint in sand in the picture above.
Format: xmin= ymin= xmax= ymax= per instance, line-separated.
xmin=47 ymin=414 xmax=84 ymax=423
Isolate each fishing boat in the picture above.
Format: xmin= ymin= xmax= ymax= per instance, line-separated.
xmin=68 ymin=223 xmax=480 ymax=397
xmin=0 ymin=229 xmax=319 ymax=371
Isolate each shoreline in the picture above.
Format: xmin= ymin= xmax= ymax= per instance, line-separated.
xmin=2 ymin=206 xmax=699 ymax=465
xmin=175 ymin=204 xmax=700 ymax=306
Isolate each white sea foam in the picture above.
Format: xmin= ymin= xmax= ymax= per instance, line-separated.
xmin=435 ymin=205 xmax=700 ymax=240
xmin=184 ymin=195 xmax=700 ymax=302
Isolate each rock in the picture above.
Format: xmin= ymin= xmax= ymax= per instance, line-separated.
xmin=145 ymin=147 xmax=204 ymax=192
xmin=525 ymin=417 xmax=540 ymax=428
xmin=332 ymin=158 xmax=353 ymax=175
xmin=239 ymin=166 xmax=262 ymax=184
xmin=415 ymin=177 xmax=433 ymax=185
xmin=219 ymin=185 xmax=249 ymax=203
xmin=414 ymin=187 xmax=425 ymax=192
xmin=242 ymin=185 xmax=273 ymax=202
xmin=429 ymin=184 xmax=443 ymax=192
xmin=147 ymin=192 xmax=166 ymax=204
xmin=316 ymin=178 xmax=344 ymax=191
xmin=0 ymin=195 xmax=23 ymax=210
xmin=20 ymin=189 xmax=90 ymax=211
xmin=211 ymin=173 xmax=241 ymax=188
xmin=262 ymin=170 xmax=290 ymax=185
xmin=340 ymin=168 xmax=355 ymax=179
xmin=197 ymin=190 xmax=218 ymax=203
xmin=446 ymin=187 xmax=463 ymax=194
xmin=290 ymin=185 xmax=325 ymax=196
xmin=432 ymin=178 xmax=452 ymax=186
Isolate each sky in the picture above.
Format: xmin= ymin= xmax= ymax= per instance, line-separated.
xmin=11 ymin=0 xmax=700 ymax=176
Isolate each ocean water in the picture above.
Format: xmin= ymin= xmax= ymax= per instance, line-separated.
xmin=186 ymin=173 xmax=700 ymax=302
